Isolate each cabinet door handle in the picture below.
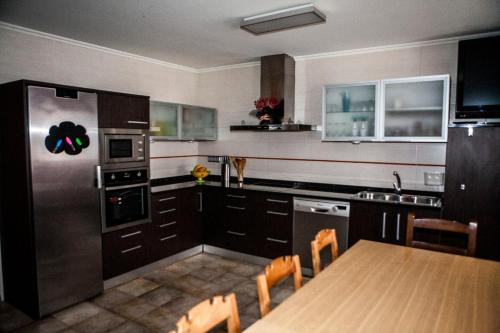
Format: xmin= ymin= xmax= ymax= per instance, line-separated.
xmin=396 ymin=213 xmax=401 ymax=241
xmin=197 ymin=192 xmax=203 ymax=212
xmin=266 ymin=198 xmax=288 ymax=204
xmin=227 ymin=230 xmax=246 ymax=236
xmin=266 ymin=237 xmax=288 ymax=244
xmin=160 ymin=234 xmax=177 ymax=242
xmin=158 ymin=196 xmax=176 ymax=202
xmin=120 ymin=231 xmax=142 ymax=239
xmin=121 ymin=245 xmax=142 ymax=254
xmin=226 ymin=205 xmax=245 ymax=211
xmin=382 ymin=212 xmax=387 ymax=239
xmin=159 ymin=208 xmax=176 ymax=214
xmin=159 ymin=221 xmax=176 ymax=228
xmin=266 ymin=210 xmax=288 ymax=216
xmin=127 ymin=120 xmax=148 ymax=125
xmin=227 ymin=194 xmax=246 ymax=199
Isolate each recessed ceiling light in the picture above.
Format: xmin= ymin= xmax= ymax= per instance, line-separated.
xmin=241 ymin=3 xmax=326 ymax=35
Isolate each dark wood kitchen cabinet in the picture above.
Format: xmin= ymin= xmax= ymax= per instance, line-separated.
xmin=220 ymin=189 xmax=257 ymax=254
xmin=443 ymin=126 xmax=500 ymax=260
xmin=102 ymin=223 xmax=153 ymax=279
xmin=150 ymin=188 xmax=203 ymax=261
xmin=348 ymin=201 xmax=441 ymax=247
xmin=98 ymin=92 xmax=150 ymax=128
xmin=255 ymin=192 xmax=293 ymax=258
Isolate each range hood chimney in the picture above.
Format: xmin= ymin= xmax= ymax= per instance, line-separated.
xmin=231 ymin=54 xmax=314 ymax=132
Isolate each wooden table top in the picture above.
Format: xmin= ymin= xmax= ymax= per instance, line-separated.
xmin=243 ymin=240 xmax=500 ymax=333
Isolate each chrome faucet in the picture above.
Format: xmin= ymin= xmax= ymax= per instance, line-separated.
xmin=393 ymin=171 xmax=402 ymax=195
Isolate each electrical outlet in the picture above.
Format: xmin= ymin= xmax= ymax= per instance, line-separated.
xmin=424 ymin=172 xmax=444 ymax=186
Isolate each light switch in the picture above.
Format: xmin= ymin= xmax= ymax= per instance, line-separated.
xmin=424 ymin=172 xmax=444 ymax=186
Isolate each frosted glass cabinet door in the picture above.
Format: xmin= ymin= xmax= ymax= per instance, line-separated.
xmin=181 ymin=106 xmax=217 ymax=140
xmin=150 ymin=101 xmax=180 ymax=139
xmin=382 ymin=75 xmax=449 ymax=141
xmin=323 ymin=82 xmax=378 ymax=141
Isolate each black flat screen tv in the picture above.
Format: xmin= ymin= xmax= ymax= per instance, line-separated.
xmin=456 ymin=35 xmax=500 ymax=119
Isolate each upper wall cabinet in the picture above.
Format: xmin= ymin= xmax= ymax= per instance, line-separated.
xmin=323 ymin=82 xmax=379 ymax=141
xmin=98 ymin=92 xmax=150 ymax=129
xmin=150 ymin=101 xmax=217 ymax=141
xmin=322 ymin=75 xmax=450 ymax=142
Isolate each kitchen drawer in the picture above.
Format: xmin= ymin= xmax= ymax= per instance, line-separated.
xmin=102 ymin=223 xmax=152 ymax=279
xmin=260 ymin=236 xmax=292 ymax=259
xmin=150 ymin=229 xmax=181 ymax=260
xmin=152 ymin=192 xmax=180 ymax=211
xmin=263 ymin=194 xmax=292 ymax=213
xmin=152 ymin=207 xmax=178 ymax=226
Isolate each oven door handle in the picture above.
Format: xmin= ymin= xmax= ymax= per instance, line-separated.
xmin=105 ymin=182 xmax=149 ymax=191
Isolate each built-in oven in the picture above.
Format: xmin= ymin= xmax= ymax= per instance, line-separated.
xmin=99 ymin=128 xmax=148 ymax=168
xmin=100 ymin=167 xmax=151 ymax=232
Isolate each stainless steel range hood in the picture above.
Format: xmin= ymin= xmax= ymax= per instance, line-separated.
xmin=230 ymin=54 xmax=315 ymax=132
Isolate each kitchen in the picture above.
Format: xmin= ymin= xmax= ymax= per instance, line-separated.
xmin=0 ymin=1 xmax=499 ymax=332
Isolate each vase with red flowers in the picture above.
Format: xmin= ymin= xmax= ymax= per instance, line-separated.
xmin=254 ymin=97 xmax=284 ymax=125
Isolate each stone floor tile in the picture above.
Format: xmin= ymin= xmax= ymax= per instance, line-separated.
xmin=161 ymin=294 xmax=203 ymax=317
xmin=188 ymin=266 xmax=227 ymax=282
xmin=270 ymin=287 xmax=295 ymax=304
xmin=229 ymin=262 xmax=263 ymax=278
xmin=233 ymin=292 xmax=257 ymax=310
xmin=0 ymin=307 xmax=33 ymax=332
xmin=213 ymin=272 xmax=249 ymax=290
xmin=52 ymin=302 xmax=104 ymax=327
xmin=135 ymin=307 xmax=178 ymax=331
xmin=12 ymin=317 xmax=68 ymax=333
xmin=112 ymin=299 xmax=156 ymax=321
xmin=142 ymin=269 xmax=181 ymax=286
xmin=107 ymin=322 xmax=151 ymax=333
xmin=233 ymin=280 xmax=258 ymax=298
xmin=116 ymin=278 xmax=159 ymax=297
xmin=203 ymin=258 xmax=239 ymax=271
xmin=163 ymin=275 xmax=208 ymax=295
xmin=241 ymin=301 xmax=261 ymax=318
xmin=139 ymin=287 xmax=182 ymax=307
xmin=92 ymin=290 xmax=134 ymax=310
xmin=71 ymin=310 xmax=126 ymax=333
xmin=164 ymin=261 xmax=203 ymax=277
xmin=239 ymin=313 xmax=260 ymax=330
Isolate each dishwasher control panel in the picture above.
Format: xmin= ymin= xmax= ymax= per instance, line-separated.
xmin=294 ymin=198 xmax=350 ymax=217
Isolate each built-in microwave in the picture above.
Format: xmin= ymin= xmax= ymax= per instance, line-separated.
xmin=99 ymin=128 xmax=148 ymax=167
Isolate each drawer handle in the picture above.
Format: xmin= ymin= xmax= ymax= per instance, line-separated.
xmin=266 ymin=237 xmax=288 ymax=244
xmin=159 ymin=208 xmax=176 ymax=214
xmin=266 ymin=210 xmax=288 ymax=216
xmin=121 ymin=245 xmax=142 ymax=254
xmin=382 ymin=212 xmax=387 ymax=239
xmin=227 ymin=194 xmax=246 ymax=199
xmin=226 ymin=205 xmax=245 ymax=211
xmin=227 ymin=230 xmax=246 ymax=236
xmin=160 ymin=234 xmax=178 ymax=242
xmin=396 ymin=213 xmax=401 ymax=241
xmin=159 ymin=221 xmax=177 ymax=228
xmin=158 ymin=196 xmax=176 ymax=202
xmin=266 ymin=198 xmax=288 ymax=204
xmin=120 ymin=231 xmax=142 ymax=239
xmin=127 ymin=120 xmax=148 ymax=125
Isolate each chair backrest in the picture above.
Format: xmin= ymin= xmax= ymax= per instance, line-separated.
xmin=167 ymin=293 xmax=240 ymax=333
xmin=256 ymin=255 xmax=303 ymax=318
xmin=406 ymin=212 xmax=478 ymax=256
xmin=311 ymin=229 xmax=339 ymax=276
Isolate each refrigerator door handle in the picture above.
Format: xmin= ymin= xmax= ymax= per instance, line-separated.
xmin=96 ymin=165 xmax=102 ymax=189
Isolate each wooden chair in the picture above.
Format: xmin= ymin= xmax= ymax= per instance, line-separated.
xmin=167 ymin=293 xmax=240 ymax=333
xmin=256 ymin=255 xmax=303 ymax=318
xmin=406 ymin=212 xmax=478 ymax=256
xmin=311 ymin=229 xmax=339 ymax=276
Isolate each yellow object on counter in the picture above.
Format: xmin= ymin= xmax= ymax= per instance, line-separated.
xmin=191 ymin=163 xmax=210 ymax=185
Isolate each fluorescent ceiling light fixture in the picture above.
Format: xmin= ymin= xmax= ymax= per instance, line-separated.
xmin=241 ymin=3 xmax=326 ymax=35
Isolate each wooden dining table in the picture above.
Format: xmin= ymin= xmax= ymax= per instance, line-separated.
xmin=243 ymin=240 xmax=500 ymax=333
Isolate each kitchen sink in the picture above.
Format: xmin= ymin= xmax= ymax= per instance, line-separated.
xmin=354 ymin=191 xmax=441 ymax=207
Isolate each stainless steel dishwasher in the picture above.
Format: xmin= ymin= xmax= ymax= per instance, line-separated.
xmin=293 ymin=197 xmax=350 ymax=276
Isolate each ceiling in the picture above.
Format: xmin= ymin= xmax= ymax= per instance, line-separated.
xmin=1 ymin=0 xmax=499 ymax=69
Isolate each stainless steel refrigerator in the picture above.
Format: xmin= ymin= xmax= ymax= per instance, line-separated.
xmin=0 ymin=81 xmax=103 ymax=318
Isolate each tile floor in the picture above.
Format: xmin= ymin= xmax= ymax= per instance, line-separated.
xmin=0 ymin=253 xmax=305 ymax=333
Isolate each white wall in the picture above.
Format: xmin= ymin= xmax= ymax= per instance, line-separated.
xmin=198 ymin=43 xmax=458 ymax=192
